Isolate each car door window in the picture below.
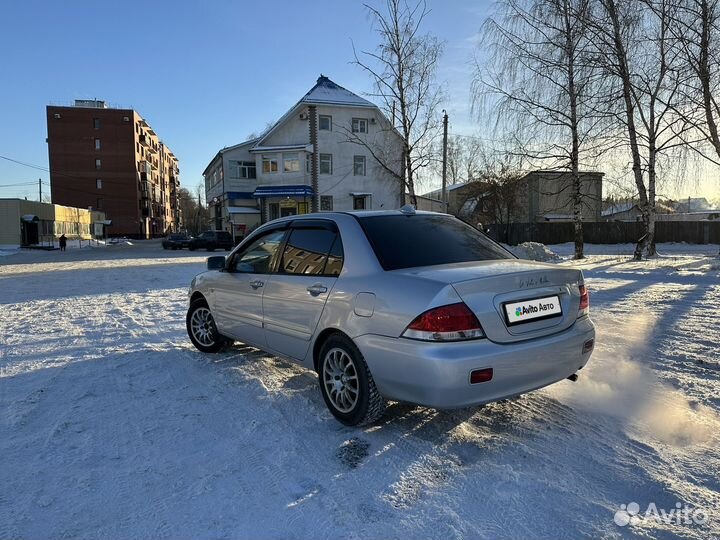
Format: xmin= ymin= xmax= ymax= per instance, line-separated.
xmin=279 ymin=228 xmax=338 ymax=275
xmin=323 ymin=236 xmax=344 ymax=276
xmin=231 ymin=229 xmax=287 ymax=273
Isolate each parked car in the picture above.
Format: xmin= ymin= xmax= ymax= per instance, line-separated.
xmin=188 ymin=230 xmax=233 ymax=252
xmin=162 ymin=233 xmax=190 ymax=250
xmin=185 ymin=208 xmax=595 ymax=425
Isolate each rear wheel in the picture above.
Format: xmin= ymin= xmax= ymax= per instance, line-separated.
xmin=318 ymin=334 xmax=385 ymax=426
xmin=186 ymin=298 xmax=230 ymax=353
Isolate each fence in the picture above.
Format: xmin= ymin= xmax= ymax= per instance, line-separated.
xmin=486 ymin=221 xmax=720 ymax=245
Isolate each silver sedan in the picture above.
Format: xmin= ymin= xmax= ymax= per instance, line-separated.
xmin=186 ymin=208 xmax=595 ymax=425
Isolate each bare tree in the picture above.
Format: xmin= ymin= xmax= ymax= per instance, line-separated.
xmin=430 ymin=135 xmax=485 ymax=185
xmin=177 ymin=187 xmax=209 ymax=236
xmin=351 ymin=0 xmax=444 ymax=205
xmin=673 ymin=0 xmax=720 ymax=163
xmin=473 ymin=0 xmax=603 ymax=259
xmin=590 ymin=0 xmax=690 ymax=258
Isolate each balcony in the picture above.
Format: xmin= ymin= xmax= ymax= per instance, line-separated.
xmin=139 ymin=160 xmax=153 ymax=174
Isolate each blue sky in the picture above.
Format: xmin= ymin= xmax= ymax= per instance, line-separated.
xmin=0 ymin=0 xmax=489 ymax=200
xmin=0 ymin=0 xmax=715 ymax=201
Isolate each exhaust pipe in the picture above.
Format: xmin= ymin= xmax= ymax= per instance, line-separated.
xmin=567 ymin=373 xmax=579 ymax=382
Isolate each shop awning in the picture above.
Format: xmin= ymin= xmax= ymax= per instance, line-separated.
xmin=252 ymin=185 xmax=314 ymax=198
xmin=21 ymin=214 xmax=39 ymax=223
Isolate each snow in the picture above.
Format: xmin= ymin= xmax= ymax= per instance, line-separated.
xmin=300 ymin=76 xmax=375 ymax=108
xmin=1 ymin=240 xmax=719 ymax=538
xmin=509 ymin=241 xmax=561 ymax=262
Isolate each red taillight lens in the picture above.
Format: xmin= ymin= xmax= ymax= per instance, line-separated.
xmin=403 ymin=303 xmax=485 ymax=341
xmin=578 ymin=284 xmax=590 ymax=316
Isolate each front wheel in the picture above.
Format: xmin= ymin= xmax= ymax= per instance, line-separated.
xmin=318 ymin=334 xmax=385 ymax=426
xmin=186 ymin=298 xmax=230 ymax=353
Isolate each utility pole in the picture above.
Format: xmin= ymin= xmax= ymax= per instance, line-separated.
xmin=441 ymin=110 xmax=448 ymax=213
xmin=38 ymin=178 xmax=42 ymax=202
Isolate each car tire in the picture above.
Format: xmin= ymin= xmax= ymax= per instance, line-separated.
xmin=186 ymin=298 xmax=231 ymax=353
xmin=318 ymin=334 xmax=385 ymax=426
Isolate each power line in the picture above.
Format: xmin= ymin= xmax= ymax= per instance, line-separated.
xmin=0 ymin=181 xmax=39 ymax=188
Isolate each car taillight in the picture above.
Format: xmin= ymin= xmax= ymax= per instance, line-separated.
xmin=402 ymin=303 xmax=485 ymax=341
xmin=578 ymin=284 xmax=590 ymax=317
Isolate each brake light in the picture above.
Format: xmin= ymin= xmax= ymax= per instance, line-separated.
xmin=402 ymin=303 xmax=485 ymax=341
xmin=578 ymin=284 xmax=590 ymax=316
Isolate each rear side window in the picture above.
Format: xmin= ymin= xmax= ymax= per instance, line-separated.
xmin=280 ymin=228 xmax=343 ymax=276
xmin=358 ymin=215 xmax=513 ymax=271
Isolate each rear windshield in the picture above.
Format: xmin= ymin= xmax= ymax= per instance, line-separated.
xmin=358 ymin=214 xmax=513 ymax=271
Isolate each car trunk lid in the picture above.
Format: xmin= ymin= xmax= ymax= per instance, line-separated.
xmin=394 ymin=260 xmax=583 ymax=344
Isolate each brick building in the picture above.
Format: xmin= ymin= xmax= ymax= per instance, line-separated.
xmin=47 ymin=100 xmax=180 ymax=238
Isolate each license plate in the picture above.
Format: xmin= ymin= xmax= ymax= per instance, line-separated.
xmin=504 ymin=295 xmax=562 ymax=326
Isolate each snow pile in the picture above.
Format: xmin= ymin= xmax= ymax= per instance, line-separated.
xmin=513 ymin=242 xmax=561 ymax=262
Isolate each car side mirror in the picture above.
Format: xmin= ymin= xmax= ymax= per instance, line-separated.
xmin=207 ymin=255 xmax=226 ymax=271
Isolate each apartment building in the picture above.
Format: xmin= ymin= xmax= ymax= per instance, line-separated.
xmin=204 ymin=75 xmax=404 ymax=234
xmin=47 ymin=100 xmax=180 ymax=238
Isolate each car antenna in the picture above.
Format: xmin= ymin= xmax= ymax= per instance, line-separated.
xmin=399 ymin=204 xmax=416 ymax=215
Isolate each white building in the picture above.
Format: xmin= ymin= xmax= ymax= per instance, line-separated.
xmin=204 ymin=75 xmax=403 ymax=235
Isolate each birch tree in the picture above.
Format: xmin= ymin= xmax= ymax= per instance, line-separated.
xmin=673 ymin=0 xmax=720 ymax=163
xmin=351 ymin=0 xmax=444 ymax=205
xmin=590 ymin=0 xmax=689 ymax=258
xmin=473 ymin=0 xmax=601 ymax=259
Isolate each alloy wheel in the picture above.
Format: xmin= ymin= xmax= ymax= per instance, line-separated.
xmin=322 ymin=347 xmax=359 ymax=413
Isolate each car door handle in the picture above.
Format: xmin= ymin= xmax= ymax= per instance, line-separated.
xmin=250 ymin=280 xmax=264 ymax=289
xmin=306 ymin=284 xmax=328 ymax=296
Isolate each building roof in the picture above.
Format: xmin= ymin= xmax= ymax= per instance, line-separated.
xmin=202 ymin=138 xmax=259 ymax=176
xmin=256 ymin=75 xmax=380 ymax=147
xmin=299 ymin=75 xmax=375 ymax=108
xmin=602 ymin=202 xmax=637 ymax=216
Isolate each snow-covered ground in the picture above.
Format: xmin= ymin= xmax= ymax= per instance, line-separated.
xmin=1 ymin=241 xmax=719 ymax=539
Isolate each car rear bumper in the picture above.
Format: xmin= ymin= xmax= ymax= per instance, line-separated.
xmin=355 ymin=317 xmax=595 ymax=409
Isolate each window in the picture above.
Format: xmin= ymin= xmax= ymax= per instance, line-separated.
xmin=94 ymin=138 xmax=101 ymax=150
xmin=359 ymin=214 xmax=513 ymax=271
xmin=96 ymin=178 xmax=102 ymax=189
xmin=319 ymin=153 xmax=332 ymax=175
xmin=283 ymin=153 xmax=301 ymax=173
xmin=352 ymin=118 xmax=368 ymax=133
xmin=319 ymin=115 xmax=332 ymax=131
xmin=93 ymin=118 xmax=100 ymax=129
xmin=231 ymin=229 xmax=287 ymax=273
xmin=95 ymin=159 xmax=101 ymax=170
xmin=305 ymin=154 xmax=312 ymax=173
xmin=229 ymin=161 xmax=257 ymax=179
xmin=324 ymin=235 xmax=344 ymax=276
xmin=262 ymin=155 xmax=278 ymax=173
xmin=320 ymin=196 xmax=333 ymax=211
xmin=353 ymin=155 xmax=366 ymax=176
xmin=298 ymin=202 xmax=309 ymax=214
xmin=353 ymin=196 xmax=366 ymax=210
xmin=96 ymin=198 xmax=103 ymax=210
xmin=279 ymin=228 xmax=342 ymax=276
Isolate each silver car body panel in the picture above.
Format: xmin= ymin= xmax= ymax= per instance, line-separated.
xmin=189 ymin=210 xmax=595 ymax=409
